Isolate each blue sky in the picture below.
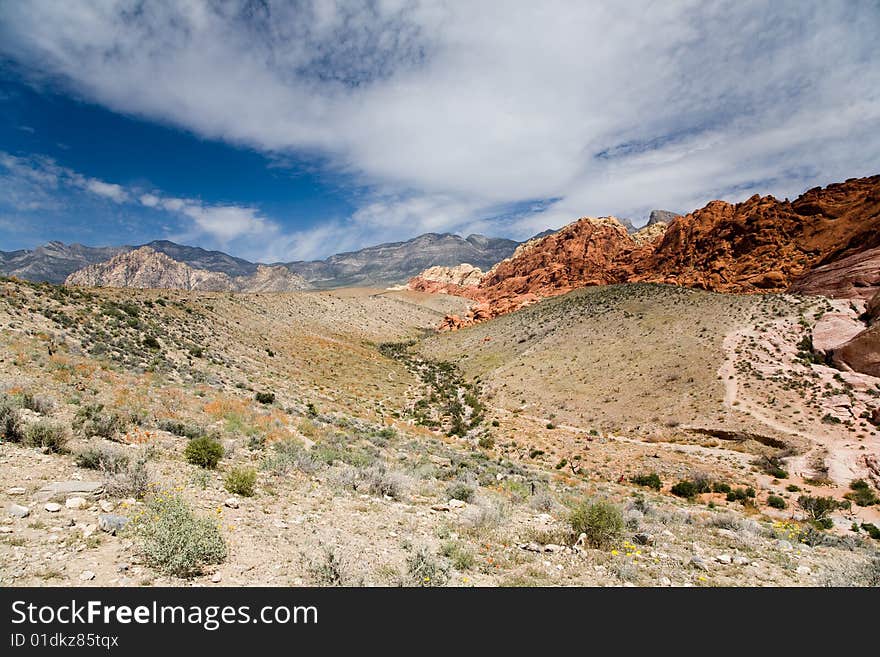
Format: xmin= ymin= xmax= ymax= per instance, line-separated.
xmin=1 ymin=1 xmax=878 ymax=262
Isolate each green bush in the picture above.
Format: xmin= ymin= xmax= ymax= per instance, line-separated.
xmin=439 ymin=541 xmax=475 ymax=571
xmin=129 ymin=491 xmax=226 ymax=577
xmin=569 ymin=499 xmax=624 ymax=548
xmin=844 ymin=479 xmax=879 ymax=507
xmin=726 ymin=487 xmax=756 ymax=503
xmin=755 ymin=455 xmax=788 ymax=479
xmin=798 ymin=495 xmax=847 ymax=527
xmin=862 ymin=523 xmax=880 ymax=540
xmin=406 ymin=547 xmax=449 ymax=587
xmin=142 ymin=336 xmax=161 ymax=350
xmin=24 ymin=421 xmax=68 ymax=453
xmin=254 ymin=392 xmax=275 ymax=405
xmin=224 ymin=467 xmax=257 ymax=497
xmin=446 ymin=481 xmax=475 ymax=503
xmin=671 ymin=480 xmax=698 ymax=498
xmin=184 ymin=436 xmax=224 ymax=469
xmin=104 ymin=455 xmax=151 ymax=499
xmin=630 ymin=472 xmax=662 ymax=490
xmin=767 ymin=494 xmax=786 ymax=509
xmin=711 ymin=482 xmax=732 ymax=494
xmin=786 ymin=484 xmax=801 ymax=493
xmin=478 ymin=434 xmax=495 ymax=449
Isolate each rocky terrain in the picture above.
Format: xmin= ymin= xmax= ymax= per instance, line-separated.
xmin=65 ymin=247 xmax=310 ymax=293
xmin=1 ymin=275 xmax=878 ymax=588
xmin=436 ymin=176 xmax=880 ymax=328
xmin=0 ymin=241 xmax=128 ymax=284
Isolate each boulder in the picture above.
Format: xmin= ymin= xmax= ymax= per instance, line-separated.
xmin=98 ymin=514 xmax=129 ymax=535
xmin=832 ymin=324 xmax=880 ymax=377
xmin=868 ymin=289 xmax=880 ymax=324
xmin=8 ymin=504 xmax=30 ymax=519
xmin=811 ymin=313 xmax=865 ymax=356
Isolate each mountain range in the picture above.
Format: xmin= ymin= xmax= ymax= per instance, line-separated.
xmin=0 ymin=232 xmax=521 ymax=289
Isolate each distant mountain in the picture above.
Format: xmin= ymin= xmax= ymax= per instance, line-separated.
xmin=0 ymin=241 xmax=129 ymax=283
xmin=65 ymin=246 xmax=309 ymax=292
xmin=283 ymin=232 xmax=519 ymax=288
xmin=2 ymin=232 xmax=520 ymax=288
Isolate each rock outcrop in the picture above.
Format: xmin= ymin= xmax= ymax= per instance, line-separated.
xmin=647 ymin=210 xmax=680 ymax=226
xmin=832 ymin=324 xmax=880 ymax=378
xmin=65 ymin=247 xmax=310 ymax=292
xmin=434 ymin=175 xmax=880 ymax=329
xmin=407 ymin=264 xmax=485 ymax=296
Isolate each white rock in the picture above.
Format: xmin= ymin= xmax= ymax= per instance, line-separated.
xmin=6 ymin=487 xmax=26 ymax=496
xmin=659 ymin=576 xmax=672 ymax=586
xmin=65 ymin=497 xmax=87 ymax=510
xmin=8 ymin=504 xmax=29 ymax=519
xmin=80 ymin=524 xmax=97 ymax=538
xmin=0 ymin=526 xmax=12 ymax=534
xmin=715 ymin=554 xmax=732 ymax=565
xmin=211 ymin=573 xmax=222 ymax=583
xmin=99 ymin=500 xmax=115 ymax=513
xmin=79 ymin=570 xmax=96 ymax=581
xmin=796 ymin=565 xmax=812 ymax=575
xmin=447 ymin=499 xmax=467 ymax=509
xmin=224 ymin=497 xmax=239 ymax=509
xmin=733 ymin=556 xmax=750 ymax=566
xmin=44 ymin=503 xmax=62 ymax=513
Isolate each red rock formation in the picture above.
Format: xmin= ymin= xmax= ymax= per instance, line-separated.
xmin=832 ymin=324 xmax=880 ymax=378
xmin=435 ymin=175 xmax=880 ymax=329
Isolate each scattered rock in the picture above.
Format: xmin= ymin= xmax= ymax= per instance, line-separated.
xmin=36 ymin=481 xmax=104 ymax=503
xmin=519 ymin=542 xmax=543 ymax=553
xmin=775 ymin=539 xmax=793 ymax=552
xmin=6 ymin=487 xmax=26 ymax=496
xmin=543 ymin=544 xmax=565 ymax=553
xmin=79 ymin=570 xmax=96 ymax=581
xmin=690 ymin=556 xmax=709 ymax=571
xmin=447 ymin=499 xmax=467 ymax=509
xmin=659 ymin=576 xmax=672 ymax=587
xmin=44 ymin=502 xmax=62 ymax=513
xmin=715 ymin=554 xmax=732 ymax=565
xmin=796 ymin=565 xmax=812 ymax=575
xmin=65 ymin=497 xmax=87 ymax=510
xmin=733 ymin=556 xmax=751 ymax=566
xmin=211 ymin=573 xmax=222 ymax=583
xmin=633 ymin=532 xmax=654 ymax=546
xmin=99 ymin=500 xmax=116 ymax=513
xmin=80 ymin=523 xmax=97 ymax=538
xmin=224 ymin=497 xmax=240 ymax=509
xmin=98 ymin=514 xmax=129 ymax=535
xmin=8 ymin=504 xmax=30 ymax=519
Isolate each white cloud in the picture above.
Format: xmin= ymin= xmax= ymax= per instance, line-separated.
xmin=0 ymin=1 xmax=878 ymax=245
xmin=139 ymin=193 xmax=160 ymax=207
xmin=83 ymin=179 xmax=128 ymax=203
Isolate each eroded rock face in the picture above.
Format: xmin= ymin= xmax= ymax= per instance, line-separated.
xmin=436 ymin=175 xmax=880 ymax=329
xmin=790 ymin=246 xmax=880 ymax=301
xmin=811 ymin=313 xmax=867 ymax=357
xmin=65 ymin=247 xmax=310 ymax=292
xmin=867 ymin=289 xmax=880 ymax=325
xmin=407 ymin=264 xmax=485 ymax=296
xmin=832 ymin=323 xmax=880 ymax=377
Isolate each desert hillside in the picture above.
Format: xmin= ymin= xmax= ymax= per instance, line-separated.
xmin=1 ymin=276 xmax=878 ymax=588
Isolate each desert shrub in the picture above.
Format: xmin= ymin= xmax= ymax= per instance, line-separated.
xmin=767 ymin=494 xmax=787 ymax=509
xmin=861 ymin=523 xmax=880 ymax=540
xmin=254 ymin=391 xmax=275 ymax=405
xmin=671 ymin=480 xmax=698 ymax=499
xmin=569 ymin=499 xmax=624 ymax=548
xmin=726 ymin=487 xmax=756 ymax=503
xmin=24 ymin=421 xmax=67 ymax=453
xmin=712 ymin=481 xmax=732 ymax=494
xmin=142 ymin=336 xmax=161 ymax=350
xmin=359 ymin=463 xmax=408 ymax=500
xmin=224 ymin=467 xmax=257 ymax=497
xmin=844 ymin=479 xmax=879 ymax=507
xmin=104 ymin=455 xmax=150 ymax=499
xmin=406 ymin=547 xmax=449 ymax=587
xmin=798 ymin=495 xmax=847 ymax=528
xmin=630 ymin=472 xmax=662 ymax=490
xmin=439 ymin=541 xmax=475 ymax=570
xmin=446 ymin=481 xmax=475 ymax=502
xmin=755 ymin=455 xmax=788 ymax=479
xmin=156 ymin=419 xmax=205 ymax=440
xmin=184 ymin=436 xmax=224 ymax=469
xmin=128 ymin=491 xmax=226 ymax=577
xmin=478 ymin=434 xmax=495 ymax=449
xmin=0 ymin=398 xmax=24 ymax=442
xmin=73 ymin=403 xmax=128 ymax=439
xmin=786 ymin=484 xmax=801 ymax=493
xmin=15 ymin=392 xmax=55 ymax=415
xmin=75 ymin=445 xmax=130 ymax=474
xmin=262 ymin=439 xmax=319 ymax=475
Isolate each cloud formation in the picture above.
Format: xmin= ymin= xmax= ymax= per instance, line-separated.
xmin=1 ymin=1 xmax=878 ymax=251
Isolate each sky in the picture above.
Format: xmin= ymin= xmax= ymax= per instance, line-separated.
xmin=0 ymin=0 xmax=878 ymax=262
